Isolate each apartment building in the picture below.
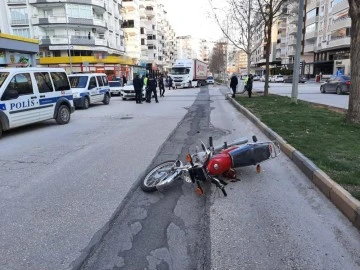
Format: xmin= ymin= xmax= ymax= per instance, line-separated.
xmin=304 ymin=0 xmax=351 ymax=76
xmin=251 ymin=19 xmax=280 ymax=76
xmin=0 ymin=3 xmax=39 ymax=67
xmin=175 ymin=35 xmax=212 ymax=63
xmin=2 ymin=0 xmax=133 ymax=75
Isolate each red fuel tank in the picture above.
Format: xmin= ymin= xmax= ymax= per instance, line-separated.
xmin=206 ymin=153 xmax=232 ymax=176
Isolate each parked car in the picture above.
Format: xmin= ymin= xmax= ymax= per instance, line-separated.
xmin=260 ymin=75 xmax=266 ymax=82
xmin=271 ymin=75 xmax=284 ymax=83
xmin=253 ymin=75 xmax=260 ymax=81
xmin=206 ymin=76 xmax=215 ymax=84
xmin=283 ymin=75 xmax=308 ymax=83
xmin=320 ymin=75 xmax=351 ymax=95
xmin=109 ymin=80 xmax=122 ymax=96
xmin=0 ymin=67 xmax=75 ymax=138
xmin=121 ymin=81 xmax=146 ymax=100
xmin=69 ymin=73 xmax=111 ymax=109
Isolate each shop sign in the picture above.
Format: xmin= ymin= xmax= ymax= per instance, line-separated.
xmin=6 ymin=52 xmax=32 ymax=66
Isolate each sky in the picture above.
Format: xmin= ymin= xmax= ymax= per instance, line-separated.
xmin=162 ymin=0 xmax=224 ymax=41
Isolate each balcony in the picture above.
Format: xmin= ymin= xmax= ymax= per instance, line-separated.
xmin=330 ymin=17 xmax=351 ymax=32
xmin=95 ymin=38 xmax=107 ymax=46
xmin=288 ymin=25 xmax=297 ymax=35
xmin=304 ymin=30 xmax=317 ymax=40
xmin=331 ymin=0 xmax=349 ymax=14
xmin=307 ymin=0 xmax=320 ymax=11
xmin=7 ymin=0 xmax=26 ymax=4
xmin=145 ymin=8 xmax=155 ymax=17
xmin=304 ymin=44 xmax=316 ymax=52
xmin=122 ymin=0 xmax=138 ymax=11
xmin=327 ymin=36 xmax=350 ymax=49
xmin=288 ymin=2 xmax=298 ymax=12
xmin=93 ymin=18 xmax=106 ymax=28
xmin=306 ymin=15 xmax=318 ymax=26
xmin=40 ymin=35 xmax=107 ymax=46
xmin=11 ymin=19 xmax=29 ymax=25
xmin=288 ymin=38 xmax=297 ymax=46
xmin=29 ymin=0 xmax=105 ymax=10
xmin=288 ymin=48 xmax=295 ymax=56
xmin=288 ymin=15 xmax=298 ymax=24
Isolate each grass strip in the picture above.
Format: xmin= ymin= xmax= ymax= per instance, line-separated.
xmin=235 ymin=94 xmax=360 ymax=200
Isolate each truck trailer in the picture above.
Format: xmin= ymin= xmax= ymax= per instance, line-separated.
xmin=169 ymin=59 xmax=208 ymax=88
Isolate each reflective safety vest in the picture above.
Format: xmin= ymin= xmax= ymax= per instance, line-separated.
xmin=143 ymin=77 xmax=148 ymax=86
xmin=244 ymin=76 xmax=249 ymax=85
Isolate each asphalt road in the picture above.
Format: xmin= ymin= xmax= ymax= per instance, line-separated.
xmin=252 ymin=81 xmax=350 ymax=109
xmin=0 ymin=85 xmax=359 ymax=270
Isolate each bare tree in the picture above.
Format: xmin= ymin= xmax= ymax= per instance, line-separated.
xmin=208 ymin=0 xmax=262 ymax=76
xmin=257 ymin=0 xmax=291 ymax=96
xmin=209 ymin=42 xmax=227 ymax=80
xmin=346 ymin=1 xmax=360 ymax=124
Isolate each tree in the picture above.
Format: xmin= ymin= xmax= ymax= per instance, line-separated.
xmin=346 ymin=0 xmax=360 ymax=124
xmin=256 ymin=0 xmax=292 ymax=96
xmin=208 ymin=0 xmax=263 ymax=76
xmin=209 ymin=42 xmax=227 ymax=80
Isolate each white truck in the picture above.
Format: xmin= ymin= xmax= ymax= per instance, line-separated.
xmin=169 ymin=59 xmax=208 ymax=88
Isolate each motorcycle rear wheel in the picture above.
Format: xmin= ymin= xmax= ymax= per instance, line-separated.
xmin=141 ymin=160 xmax=178 ymax=192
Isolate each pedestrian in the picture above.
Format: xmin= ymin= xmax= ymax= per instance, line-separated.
xmin=158 ymin=75 xmax=165 ymax=97
xmin=146 ymin=74 xmax=158 ymax=103
xmin=168 ymin=76 xmax=174 ymax=90
xmin=230 ymin=73 xmax=238 ymax=98
xmin=122 ymin=75 xmax=127 ymax=86
xmin=133 ymin=73 xmax=143 ymax=104
xmin=247 ymin=74 xmax=254 ymax=98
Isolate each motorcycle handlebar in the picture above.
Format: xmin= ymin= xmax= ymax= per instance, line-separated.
xmin=213 ymin=137 xmax=248 ymax=152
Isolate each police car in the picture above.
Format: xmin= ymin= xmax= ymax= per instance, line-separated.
xmin=0 ymin=68 xmax=75 ymax=138
xmin=68 ymin=73 xmax=111 ymax=109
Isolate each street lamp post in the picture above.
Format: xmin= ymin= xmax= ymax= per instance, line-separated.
xmin=64 ymin=3 xmax=73 ymax=73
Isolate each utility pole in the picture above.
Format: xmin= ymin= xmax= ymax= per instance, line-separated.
xmin=64 ymin=2 xmax=73 ymax=73
xmin=291 ymin=0 xmax=305 ymax=103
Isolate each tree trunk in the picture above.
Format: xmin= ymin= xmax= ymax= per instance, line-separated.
xmin=247 ymin=52 xmax=251 ymax=75
xmin=264 ymin=18 xmax=273 ymax=96
xmin=346 ymin=0 xmax=360 ymax=124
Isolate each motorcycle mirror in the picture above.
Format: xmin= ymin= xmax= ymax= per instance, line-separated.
xmin=252 ymin=135 xmax=258 ymax=142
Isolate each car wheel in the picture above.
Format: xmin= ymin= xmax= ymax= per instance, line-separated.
xmin=56 ymin=104 xmax=71 ymax=125
xmin=103 ymin=93 xmax=110 ymax=105
xmin=83 ymin=97 xmax=90 ymax=109
xmin=336 ymin=86 xmax=342 ymax=95
xmin=320 ymin=85 xmax=326 ymax=93
xmin=122 ymin=97 xmax=126 ymax=100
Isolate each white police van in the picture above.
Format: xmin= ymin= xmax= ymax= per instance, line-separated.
xmin=0 ymin=68 xmax=75 ymax=138
xmin=68 ymin=73 xmax=111 ymax=109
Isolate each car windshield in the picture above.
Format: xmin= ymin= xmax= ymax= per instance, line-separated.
xmin=207 ymin=76 xmax=213 ymax=80
xmin=171 ymin=68 xmax=189 ymax=75
xmin=277 ymin=76 xmax=283 ymax=78
xmin=109 ymin=81 xmax=121 ymax=87
xmin=341 ymin=76 xmax=350 ymax=80
xmin=0 ymin=72 xmax=9 ymax=87
xmin=69 ymin=76 xmax=88 ymax=88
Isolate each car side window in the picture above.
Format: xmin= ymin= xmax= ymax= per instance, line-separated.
xmin=96 ymin=76 xmax=104 ymax=87
xmin=102 ymin=76 xmax=109 ymax=86
xmin=1 ymin=73 xmax=33 ymax=101
xmin=50 ymin=72 xmax=70 ymax=91
xmin=35 ymin=72 xmax=54 ymax=93
xmin=89 ymin=77 xmax=97 ymax=89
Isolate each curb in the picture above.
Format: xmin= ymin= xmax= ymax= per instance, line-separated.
xmin=227 ymin=95 xmax=360 ymax=230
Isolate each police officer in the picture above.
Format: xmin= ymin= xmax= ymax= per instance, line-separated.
xmin=146 ymin=74 xmax=158 ymax=103
xmin=133 ymin=73 xmax=143 ymax=104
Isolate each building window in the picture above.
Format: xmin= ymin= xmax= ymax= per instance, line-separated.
xmin=140 ymin=27 xmax=145 ymax=34
xmin=306 ymin=23 xmax=317 ymax=33
xmin=122 ymin=20 xmax=135 ymax=28
xmin=141 ymin=39 xmax=145 ymax=45
xmin=12 ymin=28 xmax=30 ymax=38
xmin=67 ymin=4 xmax=92 ymax=19
xmin=306 ymin=8 xmax=318 ymax=19
xmin=10 ymin=8 xmax=29 ymax=25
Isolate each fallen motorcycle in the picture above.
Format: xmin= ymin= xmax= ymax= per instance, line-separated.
xmin=141 ymin=136 xmax=281 ymax=196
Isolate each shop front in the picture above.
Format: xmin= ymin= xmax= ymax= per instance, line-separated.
xmin=0 ymin=33 xmax=39 ymax=67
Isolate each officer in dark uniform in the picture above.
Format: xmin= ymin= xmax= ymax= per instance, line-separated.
xmin=133 ymin=74 xmax=143 ymax=104
xmin=146 ymin=74 xmax=158 ymax=103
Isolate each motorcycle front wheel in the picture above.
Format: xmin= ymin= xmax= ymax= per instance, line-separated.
xmin=141 ymin=160 xmax=179 ymax=192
